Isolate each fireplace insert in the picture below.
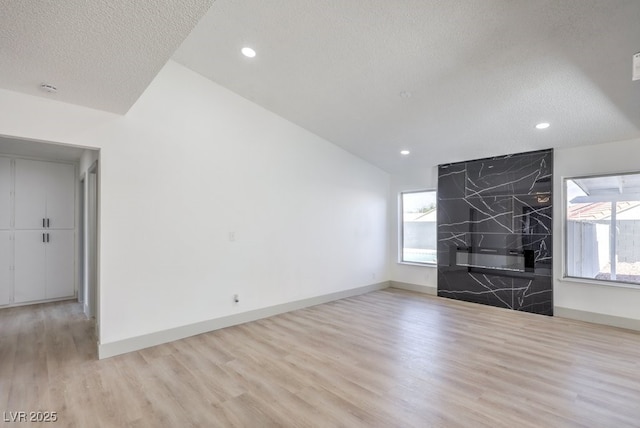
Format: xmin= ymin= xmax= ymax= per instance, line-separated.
xmin=452 ymin=246 xmax=535 ymax=278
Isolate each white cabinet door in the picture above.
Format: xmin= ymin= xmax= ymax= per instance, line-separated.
xmin=14 ymin=159 xmax=75 ymax=230
xmin=46 ymin=162 xmax=75 ymax=229
xmin=46 ymin=230 xmax=75 ymax=299
xmin=0 ymin=231 xmax=11 ymax=305
xmin=0 ymin=157 xmax=12 ymax=230
xmin=11 ymin=159 xmax=76 ymax=305
xmin=14 ymin=231 xmax=47 ymax=303
xmin=14 ymin=159 xmax=47 ymax=230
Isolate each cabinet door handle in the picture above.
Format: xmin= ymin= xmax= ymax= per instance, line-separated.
xmin=43 ymin=218 xmax=46 ymax=228
xmin=42 ymin=233 xmax=45 ymax=243
xmin=47 ymin=218 xmax=50 ymax=228
xmin=46 ymin=233 xmax=50 ymax=243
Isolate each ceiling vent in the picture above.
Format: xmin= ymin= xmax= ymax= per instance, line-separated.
xmin=40 ymin=83 xmax=58 ymax=93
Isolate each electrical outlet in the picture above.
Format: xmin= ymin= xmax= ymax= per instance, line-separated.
xmin=233 ymin=294 xmax=239 ymax=303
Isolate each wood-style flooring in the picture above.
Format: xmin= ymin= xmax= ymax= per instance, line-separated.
xmin=1 ymin=288 xmax=640 ymax=427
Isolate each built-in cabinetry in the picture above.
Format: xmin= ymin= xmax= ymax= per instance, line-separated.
xmin=0 ymin=157 xmax=76 ymax=306
xmin=15 ymin=159 xmax=75 ymax=230
xmin=0 ymin=157 xmax=10 ymax=229
xmin=0 ymin=230 xmax=10 ymax=305
xmin=0 ymin=157 xmax=12 ymax=305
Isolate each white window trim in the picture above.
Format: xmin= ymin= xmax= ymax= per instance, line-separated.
xmin=398 ymin=189 xmax=437 ymax=266
xmin=563 ymin=171 xmax=640 ymax=287
xmin=558 ymin=275 xmax=640 ymax=290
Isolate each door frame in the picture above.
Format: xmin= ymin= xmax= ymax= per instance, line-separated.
xmin=82 ymin=161 xmax=99 ymax=328
xmin=78 ymin=173 xmax=85 ymax=305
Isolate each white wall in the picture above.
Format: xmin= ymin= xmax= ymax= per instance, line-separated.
xmin=554 ymin=137 xmax=640 ymax=323
xmin=0 ymin=60 xmax=390 ymax=349
xmin=389 ymin=167 xmax=438 ymax=292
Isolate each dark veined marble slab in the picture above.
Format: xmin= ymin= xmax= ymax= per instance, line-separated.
xmin=437 ymin=149 xmax=553 ymax=315
xmin=437 ymin=268 xmax=553 ymax=315
xmin=465 ymin=150 xmax=552 ymax=198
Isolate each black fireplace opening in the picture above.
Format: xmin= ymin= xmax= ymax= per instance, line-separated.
xmin=452 ymin=246 xmax=535 ymax=278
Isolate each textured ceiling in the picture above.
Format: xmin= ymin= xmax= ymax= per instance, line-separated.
xmin=173 ymin=0 xmax=640 ymax=173
xmin=1 ymin=1 xmax=639 ymax=173
xmin=0 ymin=0 xmax=214 ymax=113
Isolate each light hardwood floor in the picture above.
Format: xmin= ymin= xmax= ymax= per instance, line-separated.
xmin=1 ymin=288 xmax=640 ymax=427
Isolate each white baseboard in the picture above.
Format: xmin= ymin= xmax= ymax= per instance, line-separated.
xmin=389 ymin=281 xmax=437 ymax=296
xmin=0 ymin=296 xmax=75 ymax=309
xmin=555 ymin=306 xmax=640 ymax=331
xmin=98 ymin=281 xmax=390 ymax=359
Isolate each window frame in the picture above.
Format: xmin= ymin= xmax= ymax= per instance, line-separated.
xmin=563 ymin=171 xmax=640 ymax=288
xmin=399 ymin=189 xmax=438 ymax=266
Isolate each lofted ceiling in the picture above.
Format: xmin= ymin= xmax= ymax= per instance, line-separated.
xmin=173 ymin=0 xmax=640 ymax=173
xmin=1 ymin=1 xmax=639 ymax=173
xmin=0 ymin=0 xmax=214 ymax=114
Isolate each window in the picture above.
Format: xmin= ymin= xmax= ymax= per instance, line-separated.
xmin=400 ymin=190 xmax=437 ymax=264
xmin=565 ymin=172 xmax=640 ymax=285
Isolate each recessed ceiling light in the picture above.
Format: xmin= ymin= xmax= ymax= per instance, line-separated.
xmin=535 ymin=122 xmax=550 ymax=129
xmin=400 ymin=150 xmax=410 ymax=155
xmin=241 ymin=47 xmax=256 ymax=58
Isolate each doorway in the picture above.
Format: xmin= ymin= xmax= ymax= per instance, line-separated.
xmin=1 ymin=135 xmax=100 ymax=351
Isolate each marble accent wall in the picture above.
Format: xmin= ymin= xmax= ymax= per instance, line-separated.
xmin=437 ymin=149 xmax=553 ymax=315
